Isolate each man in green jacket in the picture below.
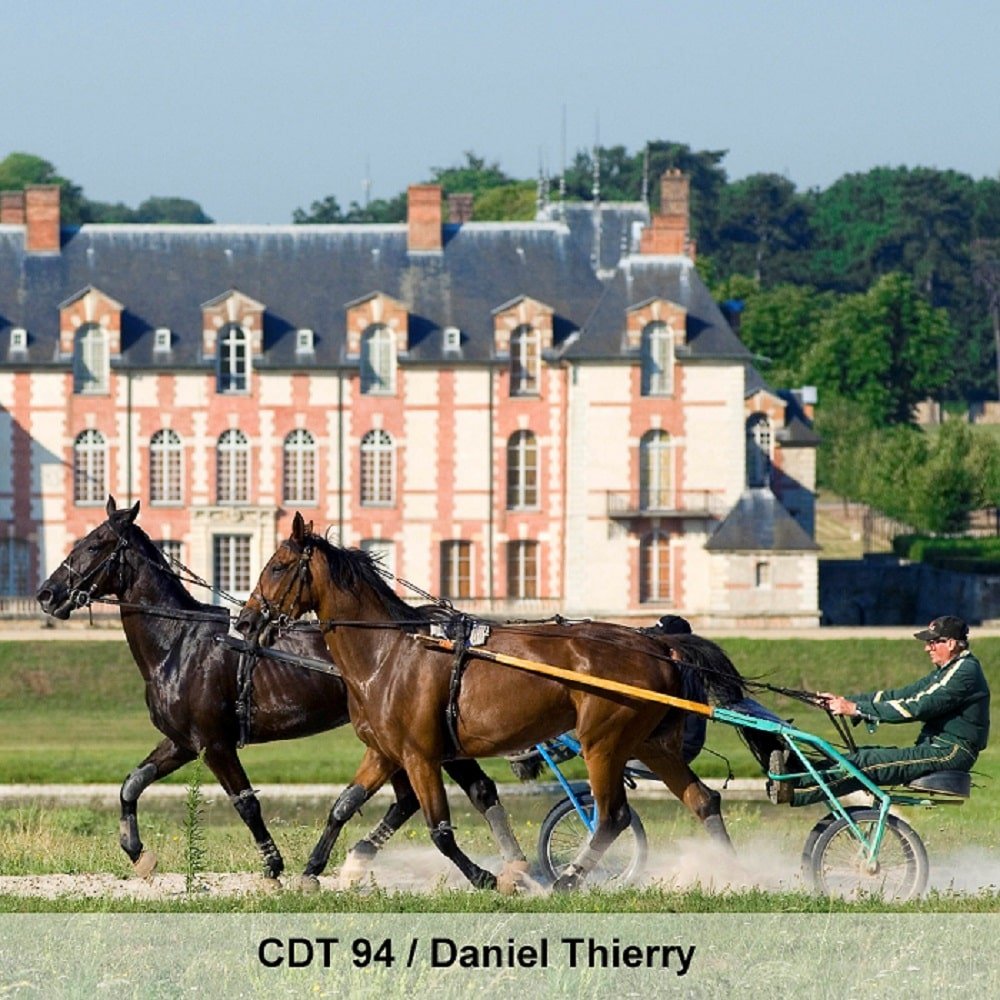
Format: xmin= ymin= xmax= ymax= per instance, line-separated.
xmin=769 ymin=615 xmax=990 ymax=806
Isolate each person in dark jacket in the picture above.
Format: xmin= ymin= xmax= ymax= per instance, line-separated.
xmin=769 ymin=615 xmax=991 ymax=806
xmin=643 ymin=614 xmax=705 ymax=762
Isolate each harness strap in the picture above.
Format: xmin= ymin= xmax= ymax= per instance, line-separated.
xmin=444 ymin=616 xmax=475 ymax=757
xmin=235 ymin=648 xmax=257 ymax=748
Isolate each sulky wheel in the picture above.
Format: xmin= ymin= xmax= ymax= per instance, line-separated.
xmin=537 ymin=792 xmax=647 ymax=887
xmin=803 ymin=807 xmax=929 ymax=902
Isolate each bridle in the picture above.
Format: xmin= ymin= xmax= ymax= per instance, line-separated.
xmin=246 ymin=538 xmax=316 ymax=640
xmin=58 ymin=525 xmax=132 ymax=610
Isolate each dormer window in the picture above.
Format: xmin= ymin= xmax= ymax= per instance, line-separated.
xmin=361 ymin=326 xmax=396 ymax=395
xmin=296 ymin=329 xmax=315 ymax=354
xmin=443 ymin=326 xmax=461 ymax=352
xmin=73 ymin=324 xmax=110 ymax=395
xmin=8 ymin=328 xmax=27 ymax=355
xmin=217 ymin=324 xmax=250 ymax=393
xmin=153 ymin=328 xmax=171 ymax=353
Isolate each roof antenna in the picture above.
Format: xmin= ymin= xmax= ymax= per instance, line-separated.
xmin=558 ymin=105 xmax=567 ymax=221
xmin=591 ymin=114 xmax=602 ymax=269
xmin=362 ymin=157 xmax=372 ymax=209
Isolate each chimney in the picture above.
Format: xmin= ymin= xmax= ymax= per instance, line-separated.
xmin=639 ymin=169 xmax=691 ymax=257
xmin=407 ymin=184 xmax=443 ymax=252
xmin=447 ymin=192 xmax=474 ymax=224
xmin=25 ymin=185 xmax=61 ymax=253
xmin=1 ymin=190 xmax=26 ymax=225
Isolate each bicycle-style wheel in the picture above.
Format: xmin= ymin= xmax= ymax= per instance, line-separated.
xmin=537 ymin=792 xmax=647 ymax=886
xmin=804 ymin=808 xmax=929 ymax=901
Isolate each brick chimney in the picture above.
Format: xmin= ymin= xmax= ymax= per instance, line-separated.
xmin=0 ymin=190 xmax=26 ymax=225
xmin=639 ymin=169 xmax=691 ymax=257
xmin=447 ymin=192 xmax=474 ymax=224
xmin=25 ymin=185 xmax=61 ymax=253
xmin=407 ymin=184 xmax=443 ymax=252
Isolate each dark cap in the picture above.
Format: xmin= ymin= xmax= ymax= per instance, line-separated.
xmin=657 ymin=614 xmax=692 ymax=635
xmin=914 ymin=615 xmax=969 ymax=643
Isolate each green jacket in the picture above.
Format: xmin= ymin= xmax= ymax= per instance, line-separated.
xmin=852 ymin=649 xmax=990 ymax=754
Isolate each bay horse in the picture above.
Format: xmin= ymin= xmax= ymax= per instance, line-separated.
xmin=35 ymin=497 xmax=526 ymax=882
xmin=235 ymin=512 xmax=747 ymax=891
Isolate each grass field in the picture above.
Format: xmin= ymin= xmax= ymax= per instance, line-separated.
xmin=2 ymin=637 xmax=998 ymax=912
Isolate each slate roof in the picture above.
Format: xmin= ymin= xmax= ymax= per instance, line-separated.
xmin=0 ymin=209 xmax=751 ymax=372
xmin=704 ymin=489 xmax=820 ymax=552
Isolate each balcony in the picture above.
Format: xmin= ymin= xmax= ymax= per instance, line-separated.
xmin=606 ymin=490 xmax=724 ymax=519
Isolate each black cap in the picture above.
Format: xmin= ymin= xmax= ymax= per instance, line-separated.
xmin=657 ymin=614 xmax=692 ymax=635
xmin=914 ymin=615 xmax=969 ymax=643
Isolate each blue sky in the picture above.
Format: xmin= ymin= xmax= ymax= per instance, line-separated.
xmin=5 ymin=0 xmax=999 ymax=223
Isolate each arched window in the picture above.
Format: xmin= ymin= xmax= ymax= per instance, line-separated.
xmin=73 ymin=324 xmax=109 ymax=394
xmin=217 ymin=429 xmax=250 ymax=504
xmin=217 ymin=325 xmax=249 ymax=393
xmin=640 ymin=531 xmax=671 ymax=603
xmin=73 ymin=429 xmax=106 ymax=505
xmin=506 ymin=430 xmax=538 ymax=509
xmin=639 ymin=430 xmax=672 ymax=510
xmin=360 ymin=429 xmax=394 ymax=506
xmin=509 ymin=325 xmax=540 ymax=396
xmin=361 ymin=326 xmax=396 ymax=394
xmin=641 ymin=322 xmax=673 ymax=396
xmin=283 ymin=428 xmax=317 ymax=505
xmin=746 ymin=413 xmax=772 ymax=488
xmin=149 ymin=429 xmax=183 ymax=505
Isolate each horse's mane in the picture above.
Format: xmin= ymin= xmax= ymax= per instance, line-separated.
xmin=305 ymin=532 xmax=443 ymax=630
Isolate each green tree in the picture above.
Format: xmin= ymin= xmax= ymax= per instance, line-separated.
xmin=0 ymin=151 xmax=86 ymax=223
xmin=472 ymin=182 xmax=536 ymax=220
xmin=715 ymin=173 xmax=813 ymax=286
xmin=802 ymin=273 xmax=955 ymax=425
xmin=134 ymin=197 xmax=212 ymax=224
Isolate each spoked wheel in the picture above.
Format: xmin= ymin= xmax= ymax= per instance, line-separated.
xmin=803 ymin=807 xmax=929 ymax=902
xmin=537 ymin=792 xmax=647 ymax=886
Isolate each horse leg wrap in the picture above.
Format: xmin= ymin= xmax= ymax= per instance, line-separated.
xmin=333 ymin=784 xmax=368 ymax=822
xmin=357 ymin=818 xmax=396 ymax=855
xmin=119 ymin=763 xmax=157 ymax=861
xmin=121 ymin=763 xmax=157 ymax=805
xmin=484 ymin=803 xmax=527 ymax=862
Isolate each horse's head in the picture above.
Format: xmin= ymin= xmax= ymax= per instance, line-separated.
xmin=37 ymin=496 xmax=140 ymax=619
xmin=236 ymin=511 xmax=322 ymax=643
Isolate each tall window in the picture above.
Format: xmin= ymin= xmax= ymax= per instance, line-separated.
xmin=360 ymin=429 xmax=394 ymax=506
xmin=361 ymin=326 xmax=396 ymax=394
xmin=640 ymin=531 xmax=671 ymax=602
xmin=641 ymin=322 xmax=673 ymax=396
xmin=217 ymin=324 xmax=249 ymax=393
xmin=149 ymin=429 xmax=183 ymax=505
xmin=639 ymin=430 xmax=672 ymax=510
xmin=73 ymin=324 xmax=109 ymax=394
xmin=506 ymin=430 xmax=538 ymax=509
xmin=73 ymin=429 xmax=106 ymax=505
xmin=507 ymin=541 xmax=539 ymax=599
xmin=283 ymin=428 xmax=317 ymax=505
xmin=213 ymin=534 xmax=251 ymax=602
xmin=440 ymin=541 xmax=472 ymax=599
xmin=510 ymin=326 xmax=540 ymax=396
xmin=217 ymin=429 xmax=250 ymax=504
xmin=0 ymin=538 xmax=31 ymax=596
xmin=746 ymin=413 xmax=772 ymax=488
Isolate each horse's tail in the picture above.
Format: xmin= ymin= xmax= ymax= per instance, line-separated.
xmin=661 ymin=633 xmax=747 ymax=706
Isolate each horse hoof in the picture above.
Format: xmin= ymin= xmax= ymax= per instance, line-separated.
xmin=296 ymin=874 xmax=322 ymax=893
xmin=552 ymin=872 xmax=580 ymax=893
xmin=257 ymin=875 xmax=283 ymax=893
xmin=496 ymin=860 xmax=530 ymax=896
xmin=132 ymin=851 xmax=158 ymax=879
xmin=337 ymin=852 xmax=370 ymax=889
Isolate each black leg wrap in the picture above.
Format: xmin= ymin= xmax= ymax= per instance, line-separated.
xmin=429 ymin=821 xmax=497 ymax=890
xmin=333 ymin=784 xmax=368 ymax=822
xmin=118 ymin=763 xmax=157 ymax=861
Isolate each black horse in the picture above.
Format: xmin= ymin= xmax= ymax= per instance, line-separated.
xmin=35 ymin=497 xmax=526 ymax=884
